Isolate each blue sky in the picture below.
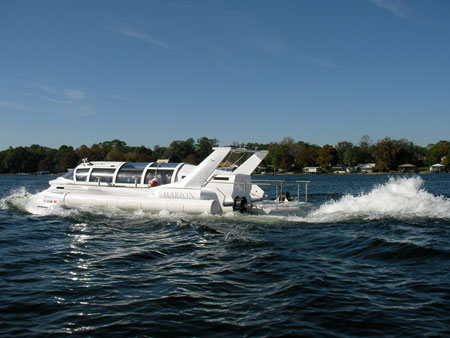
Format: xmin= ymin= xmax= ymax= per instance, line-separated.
xmin=1 ymin=0 xmax=449 ymax=150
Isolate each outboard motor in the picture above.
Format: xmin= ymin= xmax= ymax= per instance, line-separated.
xmin=277 ymin=191 xmax=291 ymax=202
xmin=233 ymin=196 xmax=248 ymax=212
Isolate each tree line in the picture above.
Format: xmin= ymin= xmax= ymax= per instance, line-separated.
xmin=263 ymin=137 xmax=449 ymax=172
xmin=0 ymin=136 xmax=449 ymax=174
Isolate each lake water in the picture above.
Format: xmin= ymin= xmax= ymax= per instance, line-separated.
xmin=1 ymin=174 xmax=449 ymax=337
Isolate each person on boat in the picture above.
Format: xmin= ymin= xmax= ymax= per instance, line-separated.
xmin=146 ymin=173 xmax=159 ymax=187
xmin=146 ymin=172 xmax=153 ymax=182
xmin=150 ymin=178 xmax=159 ymax=187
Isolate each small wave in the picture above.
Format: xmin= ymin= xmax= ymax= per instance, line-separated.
xmin=1 ymin=187 xmax=42 ymax=214
xmin=1 ymin=187 xmax=80 ymax=218
xmin=295 ymin=176 xmax=450 ymax=223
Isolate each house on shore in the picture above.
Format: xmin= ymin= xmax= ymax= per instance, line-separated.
xmin=303 ymin=166 xmax=322 ymax=174
xmin=359 ymin=163 xmax=376 ymax=173
xmin=332 ymin=164 xmax=347 ymax=174
xmin=430 ymin=163 xmax=448 ymax=173
xmin=398 ymin=164 xmax=418 ymax=173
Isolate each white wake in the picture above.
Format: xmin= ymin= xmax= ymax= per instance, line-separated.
xmin=295 ymin=176 xmax=450 ymax=223
xmin=0 ymin=187 xmax=77 ymax=217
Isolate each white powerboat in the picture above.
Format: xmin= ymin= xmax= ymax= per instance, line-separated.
xmin=35 ymin=147 xmax=311 ymax=215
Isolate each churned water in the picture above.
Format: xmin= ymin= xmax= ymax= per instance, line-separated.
xmin=1 ymin=174 xmax=449 ymax=337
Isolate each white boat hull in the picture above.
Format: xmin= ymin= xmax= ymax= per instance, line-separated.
xmin=36 ymin=188 xmax=222 ymax=215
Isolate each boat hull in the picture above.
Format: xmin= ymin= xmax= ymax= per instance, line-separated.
xmin=36 ymin=189 xmax=221 ymax=215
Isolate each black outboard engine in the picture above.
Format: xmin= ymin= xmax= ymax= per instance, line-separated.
xmin=233 ymin=196 xmax=248 ymax=212
xmin=277 ymin=191 xmax=291 ymax=202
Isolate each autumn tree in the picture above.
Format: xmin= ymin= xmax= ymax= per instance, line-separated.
xmin=316 ymin=144 xmax=337 ymax=171
xmin=106 ymin=149 xmax=126 ymax=161
xmin=87 ymin=144 xmax=105 ymax=160
xmin=76 ymin=145 xmax=91 ymax=161
xmin=373 ymin=137 xmax=401 ymax=171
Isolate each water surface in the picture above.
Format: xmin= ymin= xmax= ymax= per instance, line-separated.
xmin=1 ymin=174 xmax=449 ymax=337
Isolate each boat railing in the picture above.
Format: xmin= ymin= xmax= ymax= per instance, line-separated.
xmin=252 ymin=179 xmax=310 ymax=204
xmin=207 ymin=178 xmax=310 ymax=205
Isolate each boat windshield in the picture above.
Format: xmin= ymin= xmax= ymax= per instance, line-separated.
xmin=62 ymin=169 xmax=74 ymax=180
xmin=75 ymin=168 xmax=90 ymax=182
xmin=116 ymin=162 xmax=149 ymax=184
xmin=219 ymin=151 xmax=254 ymax=171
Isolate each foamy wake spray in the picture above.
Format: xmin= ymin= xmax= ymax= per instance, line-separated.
xmin=293 ymin=176 xmax=450 ymax=223
xmin=0 ymin=187 xmax=77 ymax=217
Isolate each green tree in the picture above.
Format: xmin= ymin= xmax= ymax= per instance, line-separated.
xmin=266 ymin=143 xmax=281 ymax=170
xmin=265 ymin=138 xmax=300 ymax=171
xmin=356 ymin=135 xmax=374 ymax=164
xmin=133 ymin=145 xmax=154 ymax=162
xmin=0 ymin=150 xmax=6 ymax=173
xmin=164 ymin=138 xmax=196 ymax=162
xmin=196 ymin=137 xmax=219 ymax=162
xmin=373 ymin=138 xmax=425 ymax=171
xmin=335 ymin=141 xmax=358 ymax=166
xmin=266 ymin=142 xmax=294 ymax=171
xmin=153 ymin=145 xmax=167 ymax=161
xmin=54 ymin=146 xmax=78 ymax=172
xmin=101 ymin=139 xmax=127 ymax=153
xmin=395 ymin=139 xmax=425 ymax=166
xmin=76 ymin=145 xmax=91 ymax=161
xmin=244 ymin=142 xmax=269 ymax=151
xmin=425 ymin=141 xmax=450 ymax=166
xmin=3 ymin=147 xmax=29 ymax=173
xmin=59 ymin=150 xmax=79 ymax=172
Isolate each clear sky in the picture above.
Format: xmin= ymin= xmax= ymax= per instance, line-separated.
xmin=1 ymin=0 xmax=449 ymax=150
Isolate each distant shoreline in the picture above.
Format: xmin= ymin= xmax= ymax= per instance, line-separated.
xmin=255 ymin=171 xmax=441 ymax=176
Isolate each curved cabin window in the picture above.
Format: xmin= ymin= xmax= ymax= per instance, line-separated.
xmin=62 ymin=169 xmax=74 ymax=180
xmin=144 ymin=169 xmax=174 ymax=185
xmin=116 ymin=162 xmax=149 ymax=184
xmin=89 ymin=168 xmax=115 ymax=183
xmin=75 ymin=168 xmax=90 ymax=182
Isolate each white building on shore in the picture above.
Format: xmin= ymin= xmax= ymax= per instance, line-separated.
xmin=303 ymin=166 xmax=322 ymax=174
xmin=430 ymin=163 xmax=447 ymax=173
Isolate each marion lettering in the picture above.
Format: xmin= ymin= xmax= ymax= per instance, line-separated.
xmin=161 ymin=191 xmax=196 ymax=199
